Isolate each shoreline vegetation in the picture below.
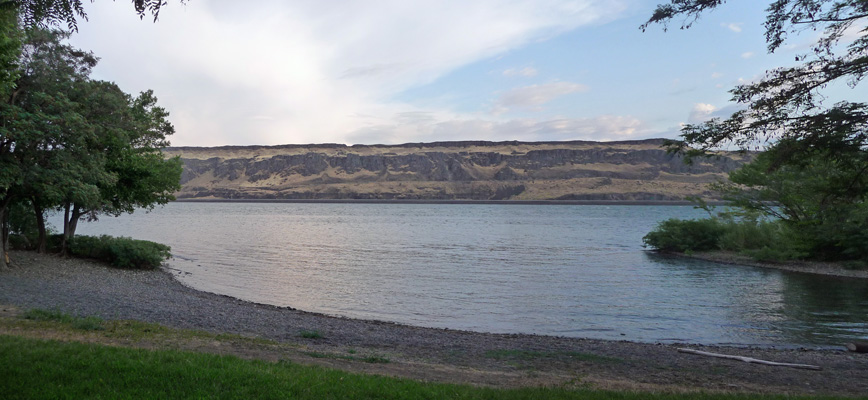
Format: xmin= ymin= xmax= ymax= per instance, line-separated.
xmin=642 ymin=217 xmax=868 ymax=274
xmin=1 ymin=251 xmax=867 ymax=397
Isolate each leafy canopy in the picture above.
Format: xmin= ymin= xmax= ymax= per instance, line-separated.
xmin=643 ymin=1 xmax=868 ymax=263
xmin=643 ymin=0 xmax=867 ymax=162
xmin=1 ymin=0 xmax=183 ymax=31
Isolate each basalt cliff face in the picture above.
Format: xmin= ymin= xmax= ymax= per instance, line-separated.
xmin=165 ymin=139 xmax=748 ymax=201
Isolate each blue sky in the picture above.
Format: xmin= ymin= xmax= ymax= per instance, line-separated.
xmin=65 ymin=0 xmax=833 ymax=147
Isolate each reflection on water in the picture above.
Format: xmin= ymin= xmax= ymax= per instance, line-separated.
xmin=66 ymin=202 xmax=868 ymax=347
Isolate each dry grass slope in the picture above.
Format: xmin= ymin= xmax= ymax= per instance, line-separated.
xmin=165 ymin=139 xmax=749 ymax=201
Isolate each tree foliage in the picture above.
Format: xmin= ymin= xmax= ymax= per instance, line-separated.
xmin=1 ymin=0 xmax=181 ymax=31
xmin=712 ymin=137 xmax=868 ymax=261
xmin=644 ymin=0 xmax=867 ymax=160
xmin=644 ymin=1 xmax=868 ymax=263
xmin=0 ymin=6 xmax=21 ymax=97
xmin=0 ymin=27 xmax=180 ymax=262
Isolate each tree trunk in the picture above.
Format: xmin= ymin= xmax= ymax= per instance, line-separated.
xmin=0 ymin=202 xmax=8 ymax=268
xmin=61 ymin=203 xmax=70 ymax=256
xmin=61 ymin=203 xmax=82 ymax=256
xmin=68 ymin=204 xmax=81 ymax=238
xmin=32 ymin=197 xmax=46 ymax=254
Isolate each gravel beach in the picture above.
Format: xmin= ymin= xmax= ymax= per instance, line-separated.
xmin=1 ymin=250 xmax=866 ymax=396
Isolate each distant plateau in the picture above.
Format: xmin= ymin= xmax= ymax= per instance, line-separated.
xmin=165 ymin=138 xmax=749 ymax=201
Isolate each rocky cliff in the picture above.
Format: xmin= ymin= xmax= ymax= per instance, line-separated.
xmin=164 ymin=139 xmax=748 ymax=201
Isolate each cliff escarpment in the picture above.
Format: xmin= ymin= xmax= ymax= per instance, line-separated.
xmin=165 ymin=139 xmax=748 ymax=201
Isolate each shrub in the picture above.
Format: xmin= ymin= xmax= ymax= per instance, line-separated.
xmin=298 ymin=330 xmax=323 ymax=339
xmin=807 ymin=203 xmax=868 ymax=263
xmin=68 ymin=235 xmax=171 ymax=269
xmin=717 ymin=218 xmax=776 ymax=252
xmin=8 ymin=234 xmax=32 ymax=250
xmin=642 ymin=218 xmax=725 ymax=253
xmin=644 ymin=215 xmax=813 ymax=262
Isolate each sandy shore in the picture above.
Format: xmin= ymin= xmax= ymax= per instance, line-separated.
xmin=1 ymin=250 xmax=866 ymax=396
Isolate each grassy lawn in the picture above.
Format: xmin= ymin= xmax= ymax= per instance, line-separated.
xmin=0 ymin=334 xmax=844 ymax=400
xmin=0 ymin=310 xmax=851 ymax=399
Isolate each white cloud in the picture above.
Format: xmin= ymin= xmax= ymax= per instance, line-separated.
xmin=68 ymin=0 xmax=627 ymax=146
xmin=493 ymin=82 xmax=588 ymax=114
xmin=688 ymin=103 xmax=717 ymax=123
xmin=503 ymin=67 xmax=539 ymax=77
xmin=722 ymin=22 xmax=743 ymax=33
xmin=711 ymin=72 xmax=723 ymax=79
xmin=741 ymin=51 xmax=754 ymax=59
xmin=346 ymin=113 xmax=648 ymax=144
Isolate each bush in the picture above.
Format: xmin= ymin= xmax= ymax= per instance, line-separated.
xmin=717 ymin=218 xmax=807 ymax=261
xmin=717 ymin=218 xmax=776 ymax=252
xmin=805 ymin=203 xmax=868 ymax=263
xmin=10 ymin=233 xmax=64 ymax=251
xmin=68 ymin=235 xmax=171 ymax=269
xmin=644 ymin=215 xmax=812 ymax=262
xmin=642 ymin=218 xmax=725 ymax=253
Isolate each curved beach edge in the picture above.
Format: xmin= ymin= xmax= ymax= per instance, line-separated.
xmin=1 ymin=251 xmax=866 ymax=396
xmin=663 ymin=250 xmax=868 ymax=279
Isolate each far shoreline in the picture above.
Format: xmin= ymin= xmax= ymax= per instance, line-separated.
xmin=174 ymin=198 xmax=727 ymax=206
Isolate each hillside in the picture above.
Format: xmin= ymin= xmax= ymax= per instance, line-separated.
xmin=164 ymin=139 xmax=748 ymax=201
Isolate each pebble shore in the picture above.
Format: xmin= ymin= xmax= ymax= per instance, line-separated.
xmin=1 ymin=250 xmax=866 ymax=396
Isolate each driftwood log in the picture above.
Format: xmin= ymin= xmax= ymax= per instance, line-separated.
xmin=846 ymin=342 xmax=868 ymax=353
xmin=677 ymin=348 xmax=822 ymax=370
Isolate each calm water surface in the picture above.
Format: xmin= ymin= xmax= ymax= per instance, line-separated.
xmin=70 ymin=202 xmax=868 ymax=347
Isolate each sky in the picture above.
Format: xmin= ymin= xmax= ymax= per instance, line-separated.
xmin=64 ymin=0 xmax=848 ymax=147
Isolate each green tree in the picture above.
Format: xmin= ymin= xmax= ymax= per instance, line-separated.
xmin=0 ymin=6 xmax=21 ymax=97
xmin=643 ymin=1 xmax=867 ymax=263
xmin=0 ymin=29 xmax=180 ymax=262
xmin=713 ymin=136 xmax=868 ymax=261
xmin=101 ymin=89 xmax=182 ymax=219
xmin=54 ymin=79 xmax=126 ymax=249
xmin=0 ymin=28 xmax=96 ymax=258
xmin=61 ymin=87 xmax=182 ymax=243
xmin=0 ymin=0 xmax=182 ymax=264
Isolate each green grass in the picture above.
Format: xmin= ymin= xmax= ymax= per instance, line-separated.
xmin=22 ymin=308 xmax=105 ymax=331
xmin=16 ymin=308 xmax=279 ymax=350
xmin=298 ymin=329 xmax=324 ymax=339
xmin=0 ymin=335 xmax=841 ymax=400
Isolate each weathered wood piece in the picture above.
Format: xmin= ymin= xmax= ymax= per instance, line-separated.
xmin=677 ymin=348 xmax=822 ymax=370
xmin=846 ymin=342 xmax=868 ymax=353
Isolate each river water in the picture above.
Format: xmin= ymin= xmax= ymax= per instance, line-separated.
xmin=68 ymin=202 xmax=868 ymax=347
